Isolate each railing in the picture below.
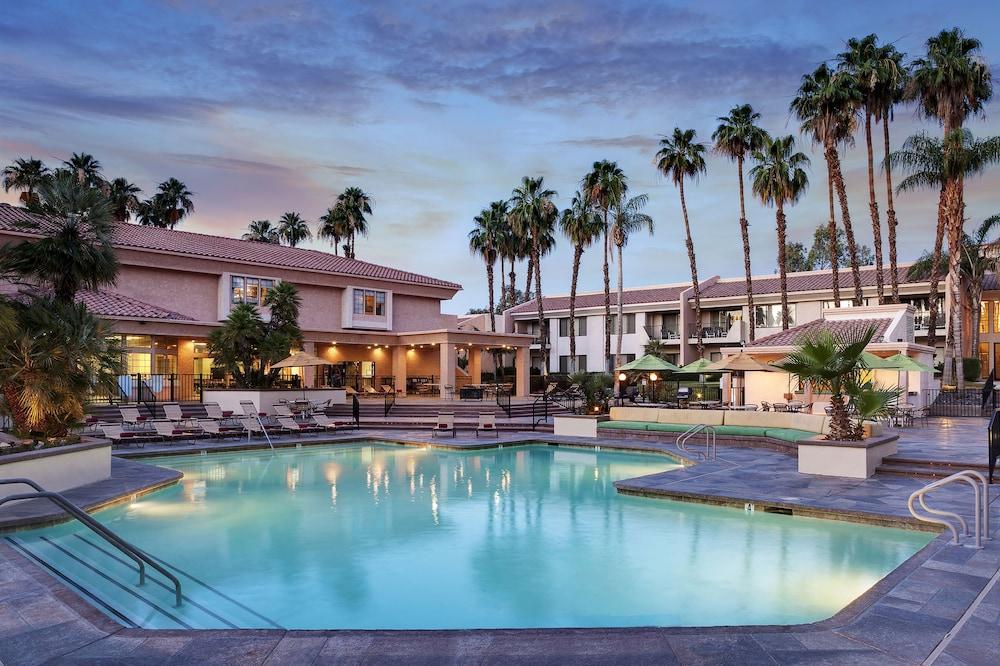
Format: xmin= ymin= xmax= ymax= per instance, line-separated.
xmin=90 ymin=374 xmax=208 ymax=405
xmin=532 ymin=394 xmax=550 ymax=430
xmin=496 ymin=385 xmax=512 ymax=417
xmin=384 ymin=390 xmax=395 ymax=417
xmin=924 ymin=388 xmax=995 ymax=417
xmin=642 ymin=325 xmax=680 ymax=340
xmin=990 ymin=410 xmax=1000 ymax=483
xmin=0 ymin=478 xmax=183 ymax=605
xmin=676 ymin=424 xmax=717 ymax=461
xmin=907 ymin=470 xmax=990 ymax=548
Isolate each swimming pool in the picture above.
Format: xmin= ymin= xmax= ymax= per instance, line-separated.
xmin=6 ymin=442 xmax=933 ymax=629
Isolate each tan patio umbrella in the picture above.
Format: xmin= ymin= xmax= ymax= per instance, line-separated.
xmin=270 ymin=351 xmax=329 ymax=398
xmin=708 ymin=352 xmax=774 ymax=406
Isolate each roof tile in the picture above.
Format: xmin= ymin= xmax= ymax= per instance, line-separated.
xmin=748 ymin=317 xmax=892 ymax=348
xmin=78 ymin=290 xmax=195 ymax=321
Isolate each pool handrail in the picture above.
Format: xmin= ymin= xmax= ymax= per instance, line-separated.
xmin=677 ymin=424 xmax=717 ymax=461
xmin=907 ymin=470 xmax=990 ymax=549
xmin=0 ymin=478 xmax=183 ymax=605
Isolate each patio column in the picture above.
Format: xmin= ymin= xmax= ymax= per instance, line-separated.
xmin=302 ymin=341 xmax=317 ymax=388
xmin=392 ymin=345 xmax=407 ymax=396
xmin=439 ymin=342 xmax=457 ymax=393
xmin=469 ymin=347 xmax=482 ymax=384
xmin=515 ymin=346 xmax=530 ymax=397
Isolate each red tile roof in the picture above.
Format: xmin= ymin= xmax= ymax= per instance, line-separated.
xmin=78 ymin=290 xmax=195 ymax=321
xmin=507 ymin=285 xmax=689 ymax=315
xmin=701 ymin=267 xmax=924 ymax=300
xmin=748 ymin=317 xmax=892 ymax=348
xmin=0 ymin=204 xmax=460 ymax=290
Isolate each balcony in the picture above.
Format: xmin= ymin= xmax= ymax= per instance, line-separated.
xmin=688 ymin=322 xmax=744 ymax=343
xmin=642 ymin=325 xmax=681 ymax=341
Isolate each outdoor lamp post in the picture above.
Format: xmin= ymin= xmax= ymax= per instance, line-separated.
xmin=618 ymin=372 xmax=627 ymax=382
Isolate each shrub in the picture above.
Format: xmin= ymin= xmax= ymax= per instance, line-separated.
xmin=963 ymin=357 xmax=982 ymax=383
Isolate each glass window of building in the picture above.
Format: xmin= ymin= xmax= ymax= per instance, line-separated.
xmin=608 ymin=314 xmax=635 ymax=334
xmin=754 ymin=304 xmax=795 ymax=328
xmin=231 ymin=276 xmax=245 ymax=304
xmin=126 ymin=352 xmax=151 ymax=374
xmin=245 ymin=278 xmax=260 ymax=304
xmin=260 ymin=279 xmax=274 ymax=303
xmin=994 ymin=301 xmax=1000 ymax=334
xmin=558 ymin=317 xmax=587 ymax=337
xmin=124 ymin=335 xmax=152 ymax=348
xmin=558 ymin=355 xmax=587 ymax=372
xmin=353 ymin=289 xmax=387 ymax=316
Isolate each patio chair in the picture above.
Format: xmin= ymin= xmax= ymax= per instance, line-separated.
xmin=760 ymin=401 xmax=771 ymax=412
xmin=277 ymin=416 xmax=323 ymax=434
xmin=240 ymin=400 xmax=263 ymax=417
xmin=363 ymin=386 xmax=381 ymax=397
xmin=239 ymin=416 xmax=282 ymax=440
xmin=202 ymin=402 xmax=233 ymax=421
xmin=119 ymin=405 xmax=146 ymax=428
xmin=311 ymin=414 xmax=341 ymax=432
xmin=432 ymin=412 xmax=455 ymax=438
xmin=476 ymin=413 xmax=498 ymax=438
xmin=273 ymin=403 xmax=295 ymax=418
xmin=196 ymin=418 xmax=243 ymax=439
xmin=442 ymin=385 xmax=455 ymax=400
xmin=100 ymin=423 xmax=149 ymax=448
xmin=344 ymin=386 xmax=359 ymax=397
xmin=151 ymin=419 xmax=200 ymax=443
xmin=380 ymin=385 xmax=396 ymax=395
xmin=162 ymin=402 xmax=187 ymax=423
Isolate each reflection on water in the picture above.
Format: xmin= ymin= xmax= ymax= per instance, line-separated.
xmin=29 ymin=443 xmax=931 ymax=629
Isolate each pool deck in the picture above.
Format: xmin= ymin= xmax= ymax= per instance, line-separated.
xmin=1 ymin=418 xmax=998 ymax=664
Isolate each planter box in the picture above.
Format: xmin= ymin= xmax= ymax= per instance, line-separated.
xmin=0 ymin=440 xmax=111 ymax=501
xmin=553 ymin=414 xmax=607 ymax=438
xmin=202 ymin=388 xmax=347 ymax=415
xmin=797 ymin=434 xmax=898 ymax=479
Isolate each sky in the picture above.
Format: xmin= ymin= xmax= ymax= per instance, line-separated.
xmin=1 ymin=1 xmax=999 ymax=314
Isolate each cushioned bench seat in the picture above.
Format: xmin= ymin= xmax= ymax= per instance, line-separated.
xmin=599 ymin=407 xmax=830 ymax=442
xmin=763 ymin=428 xmax=818 ymax=442
xmin=598 ymin=420 xmax=654 ymax=431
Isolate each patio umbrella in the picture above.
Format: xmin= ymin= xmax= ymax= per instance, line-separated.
xmin=879 ymin=353 xmax=934 ymax=373
xmin=270 ymin=351 xmax=329 ymax=398
xmin=676 ymin=358 xmax=715 ymax=374
xmin=860 ymin=352 xmax=893 ymax=369
xmin=616 ymin=354 xmax=680 ymax=373
xmin=706 ymin=352 xmax=774 ymax=372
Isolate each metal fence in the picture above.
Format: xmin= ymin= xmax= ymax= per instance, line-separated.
xmin=924 ymin=388 xmax=995 ymax=417
xmin=89 ymin=374 xmax=208 ymax=405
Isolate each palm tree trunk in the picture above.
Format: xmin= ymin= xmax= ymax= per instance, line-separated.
xmin=498 ymin=256 xmax=507 ymax=311
xmin=883 ymin=117 xmax=900 ymax=303
xmin=864 ymin=112 xmax=885 ymax=304
xmin=970 ymin=284 xmax=982 ymax=362
xmin=827 ymin=162 xmax=841 ymax=306
xmin=508 ymin=258 xmax=517 ymax=307
xmin=602 ymin=212 xmax=611 ymax=370
xmin=737 ymin=155 xmax=755 ymax=342
xmin=615 ymin=242 xmax=625 ymax=389
xmin=946 ymin=178 xmax=965 ymax=390
xmin=533 ymin=242 xmax=547 ymax=377
xmin=486 ymin=261 xmax=496 ymax=332
xmin=679 ymin=180 xmax=703 ymax=357
xmin=569 ymin=244 xmax=583 ymax=374
xmin=777 ymin=203 xmax=790 ymax=330
xmin=826 ymin=144 xmax=863 ymax=305
xmin=524 ymin=255 xmax=534 ymax=301
xmin=926 ymin=187 xmax=947 ymax=350
xmin=827 ymin=391 xmax=853 ymax=441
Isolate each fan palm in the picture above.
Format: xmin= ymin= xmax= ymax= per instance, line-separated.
xmin=655 ymin=128 xmax=706 ymax=355
xmin=153 ymin=178 xmax=194 ymax=229
xmin=611 ymin=194 xmax=654 ymax=381
xmin=277 ymin=212 xmax=311 ymax=247
xmin=713 ymin=104 xmax=770 ymax=341
xmin=335 ymin=187 xmax=373 ymax=259
xmin=582 ymin=160 xmax=628 ymax=365
xmin=468 ymin=208 xmax=502 ymax=332
xmin=2 ymin=158 xmax=50 ymax=206
xmin=106 ymin=178 xmax=142 ymax=222
xmin=0 ymin=171 xmax=118 ymax=303
xmin=243 ymin=219 xmax=280 ymax=244
xmin=484 ymin=200 xmax=511 ymax=310
xmin=509 ymin=176 xmax=557 ymax=374
xmin=750 ymin=135 xmax=810 ymax=331
xmin=63 ymin=153 xmax=104 ymax=188
xmin=560 ymin=191 xmax=603 ymax=371
xmin=317 ymin=206 xmax=349 ymax=255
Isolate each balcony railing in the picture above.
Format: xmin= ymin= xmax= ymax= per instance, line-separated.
xmin=688 ymin=324 xmax=735 ymax=340
xmin=643 ymin=325 xmax=681 ymax=340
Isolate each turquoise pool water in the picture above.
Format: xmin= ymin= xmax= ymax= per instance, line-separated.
xmin=7 ymin=443 xmax=933 ymax=629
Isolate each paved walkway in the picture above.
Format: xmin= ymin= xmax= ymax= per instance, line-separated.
xmin=1 ymin=420 xmax=998 ymax=663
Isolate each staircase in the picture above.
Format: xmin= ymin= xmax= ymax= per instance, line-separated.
xmin=876 ymin=456 xmax=992 ymax=480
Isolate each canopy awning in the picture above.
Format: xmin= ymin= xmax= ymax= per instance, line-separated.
xmin=270 ymin=351 xmax=329 ymax=369
xmin=708 ymin=352 xmax=774 ymax=372
xmin=880 ymin=353 xmax=935 ymax=372
xmin=676 ymin=358 xmax=716 ymax=374
xmin=617 ymin=354 xmax=680 ymax=372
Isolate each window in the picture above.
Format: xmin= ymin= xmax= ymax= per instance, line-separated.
xmin=124 ymin=335 xmax=152 ymax=349
xmin=994 ymin=302 xmax=1000 ymax=334
xmin=558 ymin=317 xmax=587 ymax=337
xmin=231 ymin=276 xmax=245 ymax=304
xmin=981 ymin=301 xmax=989 ymax=334
xmin=606 ymin=354 xmax=635 ymax=371
xmin=260 ymin=279 xmax=273 ymax=303
xmin=353 ymin=289 xmax=388 ymax=316
xmin=231 ymin=275 xmax=278 ymax=306
xmin=979 ymin=343 xmax=989 ymax=378
xmin=154 ymin=354 xmax=177 ymax=374
xmin=707 ymin=310 xmax=741 ymax=330
xmin=558 ymin=355 xmax=587 ymax=372
xmin=754 ymin=304 xmax=795 ymax=328
xmin=126 ymin=352 xmax=151 ymax=374
xmin=245 ymin=278 xmax=260 ymax=304
xmin=823 ymin=299 xmax=870 ymax=309
xmin=608 ymin=313 xmax=636 ymax=334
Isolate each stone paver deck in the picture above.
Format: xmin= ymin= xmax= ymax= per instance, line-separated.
xmin=1 ymin=420 xmax=998 ymax=663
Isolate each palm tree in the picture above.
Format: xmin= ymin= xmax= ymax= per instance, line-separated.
xmin=335 ymin=187 xmax=373 ymax=259
xmin=153 ymin=178 xmax=194 ymax=229
xmin=2 ymin=158 xmax=50 ymax=205
xmin=750 ymin=135 xmax=810 ymax=330
xmin=560 ymin=191 xmax=603 ymax=372
xmin=317 ymin=206 xmax=348 ymax=255
xmin=243 ymin=220 xmax=280 ymax=244
xmin=134 ymin=198 xmax=163 ymax=227
xmin=712 ymin=104 xmax=770 ymax=341
xmin=106 ymin=178 xmax=141 ymax=223
xmin=582 ymin=160 xmax=628 ymax=367
xmin=611 ymin=194 xmax=654 ymax=384
xmin=484 ymin=200 xmax=511 ymax=310
xmin=468 ymin=208 xmax=501 ymax=332
xmin=509 ymin=176 xmax=558 ymax=375
xmin=791 ymin=63 xmax=864 ymax=305
xmin=888 ymin=130 xmax=1000 ymax=385
xmin=63 ymin=153 xmax=104 ymax=188
xmin=838 ymin=35 xmax=907 ymax=304
xmin=655 ymin=128 xmax=707 ymax=356
xmin=0 ymin=171 xmax=118 ymax=304
xmin=277 ymin=212 xmax=311 ymax=247
xmin=907 ymin=28 xmax=993 ymax=388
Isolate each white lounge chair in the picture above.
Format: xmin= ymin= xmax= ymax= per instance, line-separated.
xmin=100 ymin=423 xmax=150 ymax=448
xmin=476 ymin=412 xmax=498 ymax=438
xmin=273 ymin=403 xmax=295 ymax=418
xmin=432 ymin=412 xmax=455 ymax=438
xmin=239 ymin=416 xmax=281 ymax=440
xmin=277 ymin=416 xmax=322 ymax=434
xmin=311 ymin=414 xmax=341 ymax=432
xmin=202 ymin=402 xmax=232 ymax=421
xmin=151 ymin=419 xmax=201 ymax=443
xmin=119 ymin=405 xmax=145 ymax=428
xmin=196 ymin=418 xmax=242 ymax=439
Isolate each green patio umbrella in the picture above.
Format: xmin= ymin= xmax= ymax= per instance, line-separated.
xmin=880 ymin=353 xmax=935 ymax=373
xmin=616 ymin=354 xmax=680 ymax=373
xmin=860 ymin=352 xmax=894 ymax=369
xmin=676 ymin=358 xmax=715 ymax=374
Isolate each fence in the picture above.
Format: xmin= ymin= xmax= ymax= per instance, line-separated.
xmin=89 ymin=374 xmax=208 ymax=405
xmin=924 ymin=388 xmax=995 ymax=417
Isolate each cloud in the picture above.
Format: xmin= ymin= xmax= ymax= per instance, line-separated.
xmin=321 ymin=164 xmax=377 ymax=177
xmin=165 ymin=153 xmax=292 ymax=173
xmin=554 ymin=134 xmax=655 ymax=152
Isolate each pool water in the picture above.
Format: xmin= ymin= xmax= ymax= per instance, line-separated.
xmin=6 ymin=443 xmax=932 ymax=629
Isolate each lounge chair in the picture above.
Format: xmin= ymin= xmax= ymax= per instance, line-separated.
xmin=273 ymin=403 xmax=295 ymax=418
xmin=202 ymin=402 xmax=233 ymax=421
xmin=151 ymin=419 xmax=201 ymax=443
xmin=363 ymin=386 xmax=381 ymax=397
xmin=119 ymin=405 xmax=146 ymax=427
xmin=240 ymin=400 xmax=261 ymax=417
xmin=432 ymin=412 xmax=455 ymax=438
xmin=277 ymin=416 xmax=322 ymax=434
xmin=380 ymin=385 xmax=395 ymax=395
xmin=476 ymin=412 xmax=498 ymax=438
xmin=311 ymin=414 xmax=341 ymax=432
xmin=239 ymin=416 xmax=281 ymax=440
xmin=100 ymin=424 xmax=149 ymax=448
xmin=344 ymin=386 xmax=359 ymax=397
xmin=196 ymin=418 xmax=242 ymax=439
xmin=162 ymin=402 xmax=187 ymax=423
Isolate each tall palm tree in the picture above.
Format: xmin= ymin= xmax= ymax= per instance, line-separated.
xmin=655 ymin=128 xmax=707 ymax=356
xmin=134 ymin=198 xmax=163 ymax=227
xmin=2 ymin=158 xmax=50 ymax=205
xmin=106 ymin=178 xmax=142 ymax=223
xmin=582 ymin=160 xmax=628 ymax=367
xmin=888 ymin=130 xmax=1000 ymax=386
xmin=791 ymin=63 xmax=864 ymax=305
xmin=468 ymin=208 xmax=501 ymax=332
xmin=153 ymin=178 xmax=194 ymax=229
xmin=317 ymin=206 xmax=348 ymax=255
xmin=611 ymin=194 xmax=654 ymax=382
xmin=335 ymin=187 xmax=373 ymax=259
xmin=559 ymin=191 xmax=603 ymax=373
xmin=63 ymin=153 xmax=104 ymax=188
xmin=907 ymin=28 xmax=993 ymax=388
xmin=509 ymin=176 xmax=557 ymax=375
xmin=243 ymin=220 xmax=280 ymax=244
xmin=750 ymin=135 xmax=810 ymax=330
xmin=838 ymin=34 xmax=906 ymax=304
xmin=712 ymin=104 xmax=770 ymax=341
xmin=0 ymin=171 xmax=118 ymax=303
xmin=484 ymin=200 xmax=510 ymax=310
xmin=277 ymin=212 xmax=311 ymax=247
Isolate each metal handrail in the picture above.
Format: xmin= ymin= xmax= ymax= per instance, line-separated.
xmin=0 ymin=478 xmax=183 ymax=605
xmin=677 ymin=424 xmax=717 ymax=461
xmin=907 ymin=470 xmax=990 ymax=549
